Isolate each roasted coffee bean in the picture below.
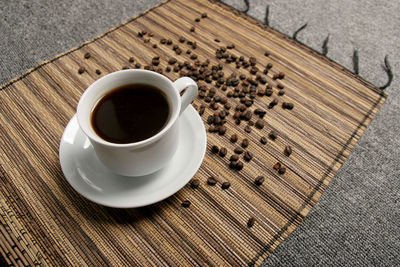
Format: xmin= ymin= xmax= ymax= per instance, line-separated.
xmin=95 ymin=69 xmax=101 ymax=75
xmin=260 ymin=136 xmax=267 ymax=144
xmin=284 ymin=145 xmax=292 ymax=156
xmin=278 ymin=72 xmax=285 ymax=79
xmin=218 ymin=126 xmax=227 ymax=135
xmin=220 ymin=97 xmax=228 ymax=104
xmin=269 ymin=130 xmax=278 ymax=140
xmin=266 ymin=84 xmax=272 ymax=89
xmin=268 ymin=99 xmax=278 ymax=108
xmin=278 ymin=167 xmax=286 ymax=174
xmin=255 ymin=119 xmax=265 ymax=129
xmin=266 ymin=63 xmax=273 ymax=69
xmin=245 ymin=99 xmax=253 ymax=107
xmin=128 ymin=57 xmax=135 ymax=63
xmin=273 ymin=162 xmax=281 ymax=170
xmin=230 ymin=134 xmax=238 ymax=143
xmin=185 ymin=49 xmax=191 ymax=55
xmin=272 ymin=74 xmax=279 ymax=80
xmin=263 ymin=69 xmax=269 ymax=75
xmin=247 ymin=217 xmax=255 ymax=227
xmin=190 ymin=54 xmax=198 ymax=60
xmin=219 ymin=110 xmax=226 ymax=118
xmin=211 ymin=103 xmax=219 ymax=111
xmin=190 ymin=179 xmax=200 ymax=189
xmin=84 ymin=52 xmax=91 ymax=59
xmin=221 ymin=181 xmax=231 ymax=190
xmin=181 ymin=200 xmax=191 ymax=208
xmin=152 ymin=44 xmax=158 ymax=48
xmin=78 ymin=67 xmax=86 ymax=74
xmin=248 ymin=121 xmax=255 ymax=126
xmin=165 ymin=66 xmax=171 ymax=73
xmin=254 ymin=108 xmax=264 ymax=115
xmin=207 ymin=176 xmax=217 ymax=186
xmin=208 ymin=125 xmax=216 ymax=133
xmin=148 ymin=32 xmax=154 ymax=37
xmin=255 ymin=176 xmax=265 ymax=186
xmin=249 ymin=57 xmax=257 ymax=66
xmin=168 ymin=57 xmax=177 ymax=65
xmin=265 ymin=89 xmax=273 ymax=96
xmin=167 ymin=39 xmax=172 ymax=45
xmin=235 ymin=161 xmax=244 ymax=170
xmin=219 ymin=147 xmax=227 ymax=157
xmin=264 ymin=51 xmax=270 ymax=56
xmin=173 ymin=66 xmax=180 ymax=72
xmin=243 ymin=151 xmax=253 ymax=162
xmin=198 ymin=91 xmax=205 ymax=98
xmin=230 ymin=154 xmax=239 ymax=162
xmin=195 ymin=18 xmax=200 ymax=22
xmin=234 ymin=147 xmax=244 ymax=154
xmin=134 ymin=63 xmax=141 ymax=68
xmin=278 ymin=90 xmax=285 ymax=96
xmin=173 ymin=44 xmax=179 ymax=51
xmin=244 ymin=125 xmax=252 ymax=133
xmin=211 ymin=145 xmax=219 ymax=153
xmin=176 ymin=48 xmax=182 ymax=55
xmin=201 ymin=12 xmax=208 ymax=18
xmin=259 ymin=77 xmax=267 ymax=84
xmin=198 ymin=106 xmax=205 ymax=116
xmin=143 ymin=38 xmax=150 ymax=43
xmin=229 ymin=161 xmax=237 ymax=169
xmin=224 ymin=103 xmax=231 ymax=110
xmin=213 ymin=116 xmax=221 ymax=125
xmin=151 ymin=57 xmax=160 ymax=66
xmin=250 ymin=66 xmax=258 ymax=75
xmin=243 ymin=110 xmax=252 ymax=120
xmin=160 ymin=38 xmax=167 ymax=44
xmin=214 ymin=38 xmax=220 ymax=42
xmin=214 ymin=96 xmax=221 ymax=102
xmin=282 ymin=102 xmax=294 ymax=110
xmin=235 ymin=119 xmax=241 ymax=125
xmin=277 ymin=83 xmax=284 ymax=89
xmin=190 ymin=26 xmax=195 ymax=32
xmin=241 ymin=138 xmax=249 ymax=148
xmin=207 ymin=115 xmax=214 ymax=125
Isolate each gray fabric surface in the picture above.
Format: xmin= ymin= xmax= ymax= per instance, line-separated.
xmin=1 ymin=0 xmax=399 ymax=265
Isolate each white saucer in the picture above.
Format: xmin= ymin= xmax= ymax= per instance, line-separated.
xmin=59 ymin=105 xmax=206 ymax=208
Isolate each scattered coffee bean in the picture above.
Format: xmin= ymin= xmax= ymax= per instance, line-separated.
xmin=278 ymin=72 xmax=285 ymax=79
xmin=219 ymin=147 xmax=227 ymax=157
xmin=243 ymin=151 xmax=253 ymax=162
xmin=218 ymin=126 xmax=227 ymax=135
xmin=235 ymin=161 xmax=244 ymax=170
xmin=266 ymin=63 xmax=273 ymax=69
xmin=190 ymin=179 xmax=200 ymax=189
xmin=195 ymin=17 xmax=200 ymax=22
xmin=201 ymin=12 xmax=208 ymax=18
xmin=167 ymin=39 xmax=172 ymax=45
xmin=247 ymin=217 xmax=255 ymax=227
xmin=148 ymin=32 xmax=154 ymax=37
xmin=207 ymin=176 xmax=217 ymax=186
xmin=284 ymin=145 xmax=292 ymax=156
xmin=208 ymin=125 xmax=216 ymax=133
xmin=84 ymin=52 xmax=91 ymax=59
xmin=176 ymin=48 xmax=182 ymax=55
xmin=272 ymin=74 xmax=279 ymax=80
xmin=273 ymin=162 xmax=281 ymax=170
xmin=221 ymin=181 xmax=231 ymax=190
xmin=190 ymin=54 xmax=198 ymax=60
xmin=278 ymin=167 xmax=286 ymax=174
xmin=255 ymin=176 xmax=265 ymax=186
xmin=134 ymin=63 xmax=141 ymax=68
xmin=144 ymin=38 xmax=150 ymax=43
xmin=265 ymin=89 xmax=273 ymax=96
xmin=249 ymin=57 xmax=257 ymax=66
xmin=129 ymin=57 xmax=135 ymax=63
xmin=166 ymin=66 xmax=171 ymax=72
xmin=234 ymin=147 xmax=244 ymax=154
xmin=152 ymin=44 xmax=158 ymax=48
xmin=241 ymin=138 xmax=249 ymax=148
xmin=230 ymin=154 xmax=239 ymax=161
xmin=181 ymin=200 xmax=191 ymax=208
xmin=211 ymin=145 xmax=219 ymax=153
xmin=255 ymin=119 xmax=264 ymax=129
xmin=264 ymin=51 xmax=270 ymax=56
xmin=214 ymin=38 xmax=220 ymax=42
xmin=151 ymin=56 xmax=160 ymax=66
xmin=278 ymin=90 xmax=285 ymax=96
xmin=227 ymin=44 xmax=235 ymax=49
xmin=95 ymin=69 xmax=101 ymax=75
xmin=160 ymin=38 xmax=167 ymax=44
xmin=122 ymin=66 xmax=130 ymax=70
xmin=190 ymin=26 xmax=195 ymax=32
xmin=269 ymin=130 xmax=278 ymax=140
xmin=244 ymin=125 xmax=252 ymax=133
xmin=78 ymin=67 xmax=86 ymax=74
xmin=282 ymin=102 xmax=294 ymax=110
xmin=230 ymin=134 xmax=238 ymax=143
xmin=186 ymin=49 xmax=191 ymax=55
xmin=277 ymin=83 xmax=284 ymax=89
xmin=260 ymin=136 xmax=267 ymax=144
xmin=268 ymin=99 xmax=278 ymax=108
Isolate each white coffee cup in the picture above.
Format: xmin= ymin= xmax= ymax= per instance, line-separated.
xmin=76 ymin=69 xmax=198 ymax=176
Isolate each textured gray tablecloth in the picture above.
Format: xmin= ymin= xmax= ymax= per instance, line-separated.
xmin=1 ymin=0 xmax=399 ymax=266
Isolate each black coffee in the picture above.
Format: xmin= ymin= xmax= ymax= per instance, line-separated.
xmin=91 ymin=83 xmax=170 ymax=144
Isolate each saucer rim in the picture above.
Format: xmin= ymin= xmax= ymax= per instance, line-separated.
xmin=59 ymin=105 xmax=206 ymax=208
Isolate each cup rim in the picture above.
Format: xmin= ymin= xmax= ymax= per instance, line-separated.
xmin=76 ymin=69 xmax=181 ymax=148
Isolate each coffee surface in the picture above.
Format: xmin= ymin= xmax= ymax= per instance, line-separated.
xmin=91 ymin=83 xmax=170 ymax=144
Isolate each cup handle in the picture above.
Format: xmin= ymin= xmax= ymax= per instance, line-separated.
xmin=173 ymin=77 xmax=198 ymax=115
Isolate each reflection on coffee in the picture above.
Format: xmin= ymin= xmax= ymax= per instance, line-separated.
xmin=91 ymin=83 xmax=170 ymax=144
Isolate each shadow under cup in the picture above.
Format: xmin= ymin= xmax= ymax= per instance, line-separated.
xmin=76 ymin=70 xmax=182 ymax=177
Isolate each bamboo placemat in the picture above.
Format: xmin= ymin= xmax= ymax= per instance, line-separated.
xmin=0 ymin=0 xmax=386 ymax=265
